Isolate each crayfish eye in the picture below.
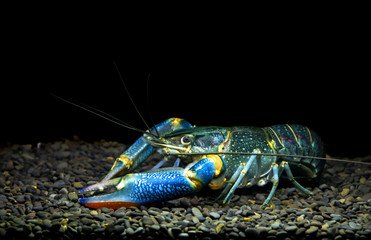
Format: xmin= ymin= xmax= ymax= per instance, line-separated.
xmin=180 ymin=135 xmax=192 ymax=145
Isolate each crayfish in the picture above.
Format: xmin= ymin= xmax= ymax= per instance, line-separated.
xmin=78 ymin=118 xmax=326 ymax=209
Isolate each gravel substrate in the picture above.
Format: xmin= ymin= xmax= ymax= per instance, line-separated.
xmin=1 ymin=139 xmax=370 ymax=239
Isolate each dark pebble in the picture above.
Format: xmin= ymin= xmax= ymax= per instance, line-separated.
xmin=0 ymin=210 xmax=7 ymax=216
xmin=68 ymin=192 xmax=78 ymax=202
xmin=93 ymin=214 xmax=106 ymax=221
xmin=313 ymin=214 xmax=324 ymax=222
xmin=114 ymin=225 xmax=125 ymax=233
xmin=229 ymin=232 xmax=239 ymax=238
xmin=82 ymin=225 xmax=92 ymax=232
xmin=237 ymin=222 xmax=246 ymax=231
xmin=54 ymin=180 xmax=66 ymax=188
xmin=100 ymin=207 xmax=112 ymax=214
xmin=142 ymin=216 xmax=154 ymax=225
xmin=94 ymin=227 xmax=105 ymax=233
xmin=169 ymin=227 xmax=182 ymax=238
xmin=296 ymin=227 xmax=306 ymax=235
xmin=180 ymin=199 xmax=191 ymax=207
xmin=36 ymin=211 xmax=50 ymax=219
xmin=113 ymin=208 xmax=126 ymax=218
xmin=255 ymin=193 xmax=266 ymax=202
xmin=15 ymin=195 xmax=25 ymax=203
xmin=245 ymin=228 xmax=259 ymax=237
xmin=305 ymin=226 xmax=319 ymax=234
xmin=284 ymin=225 xmax=298 ymax=232
xmin=126 ymin=227 xmax=135 ymax=235
xmin=51 ymin=222 xmax=61 ymax=232
xmin=0 ymin=228 xmax=6 ymax=237
xmin=209 ymin=212 xmax=220 ymax=219
xmin=25 ymin=186 xmax=37 ymax=194
xmin=81 ymin=218 xmax=94 ymax=225
xmin=105 ymin=223 xmax=115 ymax=233
xmin=150 ymin=224 xmax=161 ymax=231
xmin=199 ymin=226 xmax=210 ymax=233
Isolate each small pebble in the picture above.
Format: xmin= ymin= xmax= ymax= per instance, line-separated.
xmin=59 ymin=187 xmax=68 ymax=195
xmin=245 ymin=228 xmax=259 ymax=238
xmin=305 ymin=226 xmax=319 ymax=234
xmin=126 ymin=228 xmax=135 ymax=235
xmin=284 ymin=225 xmax=298 ymax=232
xmin=312 ymin=215 xmax=324 ymax=222
xmin=142 ymin=216 xmax=154 ymax=225
xmin=341 ymin=188 xmax=350 ymax=197
xmin=68 ymin=192 xmax=78 ymax=202
xmin=349 ymin=222 xmax=362 ymax=230
xmin=255 ymin=193 xmax=266 ymax=202
xmin=81 ymin=218 xmax=94 ymax=225
xmin=73 ymin=182 xmax=84 ymax=188
xmin=209 ymin=212 xmax=220 ymax=219
xmin=296 ymin=215 xmax=305 ymax=222
xmin=271 ymin=220 xmax=281 ymax=229
xmin=191 ymin=207 xmax=203 ymax=218
xmin=36 ymin=211 xmax=50 ymax=219
xmin=178 ymin=233 xmax=189 ymax=238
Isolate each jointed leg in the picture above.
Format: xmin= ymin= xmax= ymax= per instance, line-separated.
xmin=261 ymin=163 xmax=279 ymax=208
xmin=282 ymin=162 xmax=312 ymax=195
xmin=216 ymin=149 xmax=260 ymax=204
xmin=260 ymin=161 xmax=312 ymax=208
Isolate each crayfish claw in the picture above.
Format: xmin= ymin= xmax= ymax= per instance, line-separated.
xmin=79 ymin=177 xmax=122 ymax=193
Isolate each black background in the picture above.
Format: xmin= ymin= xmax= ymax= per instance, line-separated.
xmin=1 ymin=16 xmax=370 ymax=159
xmin=1 ymin=53 xmax=369 ymax=158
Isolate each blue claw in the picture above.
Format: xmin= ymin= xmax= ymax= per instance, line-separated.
xmin=79 ymin=155 xmax=225 ymax=209
xmin=79 ymin=169 xmax=195 ymax=209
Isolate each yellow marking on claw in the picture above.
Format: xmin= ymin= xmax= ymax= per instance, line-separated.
xmin=116 ymin=175 xmax=129 ymax=190
xmin=118 ymin=155 xmax=133 ymax=166
xmin=202 ymin=155 xmax=223 ymax=176
xmin=171 ymin=118 xmax=182 ymax=128
xmin=208 ymin=178 xmax=226 ymax=190
xmin=186 ymin=170 xmax=203 ymax=190
xmin=186 ymin=171 xmax=195 ymax=179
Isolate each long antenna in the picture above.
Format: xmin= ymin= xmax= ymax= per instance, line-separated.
xmin=145 ymin=73 xmax=160 ymax=137
xmin=168 ymin=151 xmax=371 ymax=165
xmin=113 ymin=61 xmax=152 ymax=131
xmin=51 ymin=93 xmax=158 ymax=138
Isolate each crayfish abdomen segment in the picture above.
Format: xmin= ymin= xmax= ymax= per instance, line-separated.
xmin=264 ymin=124 xmax=325 ymax=180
